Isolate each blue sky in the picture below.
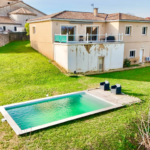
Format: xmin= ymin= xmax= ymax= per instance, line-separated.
xmin=24 ymin=0 xmax=149 ymax=18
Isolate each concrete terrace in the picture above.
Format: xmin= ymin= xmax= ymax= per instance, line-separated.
xmin=87 ymin=88 xmax=141 ymax=105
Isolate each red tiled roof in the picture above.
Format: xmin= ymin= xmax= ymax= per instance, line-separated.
xmin=54 ymin=11 xmax=107 ymax=21
xmin=28 ymin=11 xmax=107 ymax=22
xmin=28 ymin=11 xmax=149 ymax=22
xmin=106 ymin=13 xmax=147 ymax=21
xmin=0 ymin=16 xmax=21 ymax=24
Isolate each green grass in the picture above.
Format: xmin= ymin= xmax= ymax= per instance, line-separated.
xmin=0 ymin=41 xmax=149 ymax=150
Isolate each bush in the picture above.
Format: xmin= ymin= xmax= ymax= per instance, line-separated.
xmin=25 ymin=23 xmax=30 ymax=36
xmin=124 ymin=58 xmax=131 ymax=67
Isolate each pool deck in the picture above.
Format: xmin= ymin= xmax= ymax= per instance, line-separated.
xmin=87 ymin=88 xmax=141 ymax=105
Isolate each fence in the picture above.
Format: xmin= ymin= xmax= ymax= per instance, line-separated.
xmin=0 ymin=32 xmax=29 ymax=47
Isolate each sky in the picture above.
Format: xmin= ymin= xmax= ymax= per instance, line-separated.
xmin=24 ymin=0 xmax=149 ymax=18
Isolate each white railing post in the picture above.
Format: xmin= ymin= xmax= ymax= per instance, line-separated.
xmin=87 ymin=33 xmax=89 ymax=43
xmin=54 ymin=33 xmax=55 ymax=42
xmin=66 ymin=33 xmax=68 ymax=43
xmin=105 ymin=33 xmax=107 ymax=42
xmin=60 ymin=33 xmax=61 ymax=43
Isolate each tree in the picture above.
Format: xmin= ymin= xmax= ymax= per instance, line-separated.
xmin=25 ymin=23 xmax=30 ymax=35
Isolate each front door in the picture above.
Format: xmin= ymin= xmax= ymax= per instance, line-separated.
xmin=98 ymin=57 xmax=103 ymax=72
xmin=140 ymin=49 xmax=144 ymax=63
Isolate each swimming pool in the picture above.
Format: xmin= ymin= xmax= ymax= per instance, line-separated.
xmin=0 ymin=91 xmax=122 ymax=135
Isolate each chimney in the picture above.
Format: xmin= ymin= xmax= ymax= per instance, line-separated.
xmin=94 ymin=8 xmax=98 ymax=17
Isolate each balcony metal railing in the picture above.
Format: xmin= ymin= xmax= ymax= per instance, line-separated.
xmin=54 ymin=33 xmax=123 ymax=43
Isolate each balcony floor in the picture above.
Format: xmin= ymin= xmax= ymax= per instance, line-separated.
xmin=54 ymin=41 xmax=123 ymax=45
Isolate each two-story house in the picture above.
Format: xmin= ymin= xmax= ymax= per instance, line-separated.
xmin=0 ymin=0 xmax=46 ymax=33
xmin=28 ymin=8 xmax=150 ymax=73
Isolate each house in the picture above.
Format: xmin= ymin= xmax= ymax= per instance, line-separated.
xmin=0 ymin=0 xmax=46 ymax=33
xmin=28 ymin=8 xmax=150 ymax=73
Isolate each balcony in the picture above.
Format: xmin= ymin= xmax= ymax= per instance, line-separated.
xmin=54 ymin=33 xmax=124 ymax=44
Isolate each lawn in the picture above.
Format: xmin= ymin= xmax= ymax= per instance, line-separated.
xmin=0 ymin=41 xmax=150 ymax=150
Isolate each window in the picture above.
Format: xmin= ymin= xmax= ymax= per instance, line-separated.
xmin=125 ymin=26 xmax=131 ymax=35
xmin=130 ymin=50 xmax=135 ymax=58
xmin=14 ymin=27 xmax=17 ymax=32
xmin=61 ymin=26 xmax=75 ymax=41
xmin=3 ymin=26 xmax=6 ymax=31
xmin=142 ymin=27 xmax=147 ymax=35
xmin=33 ymin=26 xmax=36 ymax=34
xmin=86 ymin=27 xmax=98 ymax=41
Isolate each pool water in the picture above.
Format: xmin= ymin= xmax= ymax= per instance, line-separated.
xmin=5 ymin=92 xmax=113 ymax=130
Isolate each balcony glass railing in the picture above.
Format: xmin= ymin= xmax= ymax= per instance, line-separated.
xmin=54 ymin=33 xmax=124 ymax=43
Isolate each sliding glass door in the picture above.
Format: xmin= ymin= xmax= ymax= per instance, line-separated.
xmin=61 ymin=26 xmax=75 ymax=41
xmin=86 ymin=27 xmax=98 ymax=41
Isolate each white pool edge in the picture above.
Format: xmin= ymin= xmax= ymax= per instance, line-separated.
xmin=0 ymin=90 xmax=123 ymax=135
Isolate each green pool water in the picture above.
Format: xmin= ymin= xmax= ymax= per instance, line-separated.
xmin=5 ymin=92 xmax=113 ymax=130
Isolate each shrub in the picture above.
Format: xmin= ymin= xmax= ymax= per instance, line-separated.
xmin=124 ymin=58 xmax=131 ymax=67
xmin=25 ymin=23 xmax=30 ymax=35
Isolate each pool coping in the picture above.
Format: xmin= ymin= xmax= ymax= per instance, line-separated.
xmin=0 ymin=90 xmax=123 ymax=135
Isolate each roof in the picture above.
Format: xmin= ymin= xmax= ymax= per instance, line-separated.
xmin=9 ymin=8 xmax=37 ymax=16
xmin=6 ymin=0 xmax=19 ymax=1
xmin=146 ymin=17 xmax=150 ymax=20
xmin=0 ymin=1 xmax=46 ymax=15
xmin=0 ymin=16 xmax=21 ymax=24
xmin=28 ymin=11 xmax=149 ymax=23
xmin=28 ymin=11 xmax=107 ymax=22
xmin=106 ymin=13 xmax=147 ymax=21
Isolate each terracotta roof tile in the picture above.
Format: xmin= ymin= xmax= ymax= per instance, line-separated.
xmin=54 ymin=11 xmax=107 ymax=21
xmin=28 ymin=11 xmax=107 ymax=22
xmin=9 ymin=8 xmax=37 ymax=16
xmin=28 ymin=11 xmax=150 ymax=22
xmin=106 ymin=13 xmax=147 ymax=21
xmin=28 ymin=11 xmax=66 ymax=22
xmin=0 ymin=16 xmax=21 ymax=24
xmin=146 ymin=17 xmax=150 ymax=20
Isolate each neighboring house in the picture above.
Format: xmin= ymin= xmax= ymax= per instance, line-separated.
xmin=0 ymin=0 xmax=46 ymax=33
xmin=28 ymin=8 xmax=150 ymax=73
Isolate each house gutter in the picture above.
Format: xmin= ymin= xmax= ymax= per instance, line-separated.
xmin=28 ymin=18 xmax=150 ymax=24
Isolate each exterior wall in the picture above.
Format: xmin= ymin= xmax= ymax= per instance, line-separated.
xmin=54 ymin=43 xmax=124 ymax=73
xmin=10 ymin=14 xmax=37 ymax=27
xmin=54 ymin=44 xmax=68 ymax=71
xmin=0 ymin=0 xmax=17 ymax=7
xmin=119 ymin=22 xmax=150 ymax=62
xmin=0 ymin=24 xmax=21 ymax=32
xmin=0 ymin=2 xmax=45 ymax=17
xmin=17 ymin=26 xmax=25 ymax=32
xmin=0 ymin=32 xmax=29 ymax=47
xmin=105 ymin=22 xmax=120 ymax=41
xmin=30 ymin=20 xmax=106 ymax=60
xmin=106 ymin=22 xmax=119 ymax=34
xmin=124 ymin=42 xmax=150 ymax=63
xmin=0 ymin=34 xmax=9 ymax=46
xmin=0 ymin=2 xmax=45 ymax=33
xmin=9 ymin=32 xmax=29 ymax=42
xmin=52 ymin=20 xmax=106 ymax=42
xmin=29 ymin=21 xmax=54 ymax=59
